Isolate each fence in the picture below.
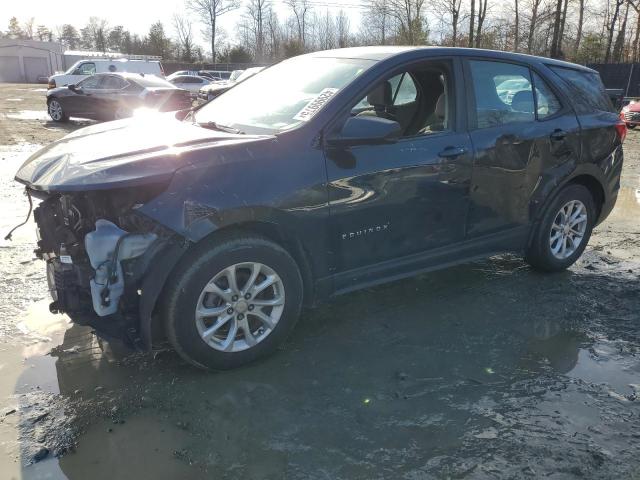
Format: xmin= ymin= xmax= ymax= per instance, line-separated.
xmin=588 ymin=63 xmax=640 ymax=97
xmin=162 ymin=62 xmax=269 ymax=74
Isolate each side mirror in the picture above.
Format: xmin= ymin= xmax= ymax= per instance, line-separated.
xmin=68 ymin=84 xmax=81 ymax=93
xmin=327 ymin=116 xmax=402 ymax=147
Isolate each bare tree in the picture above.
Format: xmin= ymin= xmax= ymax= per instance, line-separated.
xmin=189 ymin=0 xmax=240 ymax=62
xmin=173 ymin=14 xmax=195 ymax=62
xmin=433 ymin=0 xmax=463 ymax=45
xmin=514 ymin=0 xmax=520 ymax=51
xmin=575 ymin=0 xmax=585 ymax=53
xmin=389 ymin=0 xmax=427 ymax=44
xmin=244 ymin=0 xmax=271 ymax=60
xmin=469 ymin=0 xmax=476 ymax=46
xmin=526 ymin=0 xmax=543 ymax=53
xmin=550 ymin=0 xmax=564 ymax=57
xmin=315 ymin=11 xmax=336 ymax=50
xmin=363 ymin=0 xmax=394 ymax=44
xmin=475 ymin=0 xmax=489 ymax=46
xmin=336 ymin=10 xmax=351 ymax=47
xmin=604 ymin=0 xmax=625 ymax=62
xmin=23 ymin=18 xmax=35 ymax=40
xmin=284 ymin=0 xmax=312 ymax=48
xmin=266 ymin=8 xmax=281 ymax=58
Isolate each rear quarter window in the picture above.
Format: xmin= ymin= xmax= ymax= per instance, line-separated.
xmin=548 ymin=66 xmax=615 ymax=114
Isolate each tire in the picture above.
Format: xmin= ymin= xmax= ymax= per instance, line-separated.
xmin=162 ymin=235 xmax=303 ymax=370
xmin=628 ymin=124 xmax=636 ymax=130
xmin=48 ymin=99 xmax=68 ymax=122
xmin=525 ymin=184 xmax=596 ymax=272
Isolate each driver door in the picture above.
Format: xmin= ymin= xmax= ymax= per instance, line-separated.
xmin=65 ymin=75 xmax=102 ymax=117
xmin=324 ymin=58 xmax=474 ymax=289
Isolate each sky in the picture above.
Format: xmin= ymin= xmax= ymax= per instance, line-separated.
xmin=1 ymin=0 xmax=365 ymax=52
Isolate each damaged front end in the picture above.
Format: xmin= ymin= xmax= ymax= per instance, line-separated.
xmin=31 ymin=186 xmax=175 ymax=346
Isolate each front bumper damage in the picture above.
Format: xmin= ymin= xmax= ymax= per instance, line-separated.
xmin=31 ymin=188 xmax=188 ymax=348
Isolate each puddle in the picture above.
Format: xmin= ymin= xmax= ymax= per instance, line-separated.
xmin=567 ymin=341 xmax=640 ymax=394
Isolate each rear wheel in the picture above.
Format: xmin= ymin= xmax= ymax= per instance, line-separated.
xmin=526 ymin=184 xmax=596 ymax=272
xmin=627 ymin=124 xmax=636 ymax=130
xmin=163 ymin=235 xmax=303 ymax=370
xmin=48 ymin=99 xmax=68 ymax=122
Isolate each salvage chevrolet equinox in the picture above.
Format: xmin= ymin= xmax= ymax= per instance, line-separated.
xmin=13 ymin=47 xmax=624 ymax=370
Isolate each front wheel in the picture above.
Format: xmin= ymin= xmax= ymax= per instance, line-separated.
xmin=526 ymin=184 xmax=596 ymax=272
xmin=627 ymin=124 xmax=637 ymax=130
xmin=48 ymin=99 xmax=68 ymax=122
xmin=162 ymin=235 xmax=303 ymax=370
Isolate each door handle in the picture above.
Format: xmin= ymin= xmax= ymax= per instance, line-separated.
xmin=550 ymin=129 xmax=566 ymax=141
xmin=438 ymin=146 xmax=467 ymax=159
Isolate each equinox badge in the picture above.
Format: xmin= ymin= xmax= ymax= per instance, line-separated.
xmin=342 ymin=223 xmax=390 ymax=240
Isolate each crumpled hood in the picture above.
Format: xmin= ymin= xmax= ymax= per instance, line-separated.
xmin=15 ymin=113 xmax=268 ymax=192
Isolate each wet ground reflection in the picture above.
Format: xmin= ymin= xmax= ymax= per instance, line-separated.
xmin=11 ymin=248 xmax=640 ymax=479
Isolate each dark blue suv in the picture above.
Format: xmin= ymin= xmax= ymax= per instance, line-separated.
xmin=15 ymin=47 xmax=625 ymax=369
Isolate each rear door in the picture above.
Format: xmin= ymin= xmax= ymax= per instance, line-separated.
xmin=464 ymin=59 xmax=581 ymax=241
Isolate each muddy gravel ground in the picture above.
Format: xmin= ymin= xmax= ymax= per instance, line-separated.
xmin=0 ymin=83 xmax=639 ymax=479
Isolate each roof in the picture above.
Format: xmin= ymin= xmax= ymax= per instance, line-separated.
xmin=307 ymin=46 xmax=594 ymax=72
xmin=64 ymin=50 xmax=162 ymax=61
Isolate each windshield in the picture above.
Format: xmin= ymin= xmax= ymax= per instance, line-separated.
xmin=194 ymin=57 xmax=374 ymax=134
xmin=64 ymin=61 xmax=82 ymax=75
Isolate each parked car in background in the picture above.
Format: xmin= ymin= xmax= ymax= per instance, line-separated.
xmin=168 ymin=75 xmax=211 ymax=94
xmin=17 ymin=47 xmax=624 ymax=370
xmin=202 ymin=70 xmax=232 ymax=80
xmin=621 ymin=98 xmax=640 ymax=128
xmin=167 ymin=70 xmax=220 ymax=81
xmin=198 ymin=67 xmax=264 ymax=101
xmin=48 ymin=59 xmax=164 ymax=89
xmin=46 ymin=72 xmax=192 ymax=122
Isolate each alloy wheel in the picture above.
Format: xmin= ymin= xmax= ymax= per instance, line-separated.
xmin=48 ymin=100 xmax=62 ymax=121
xmin=194 ymin=262 xmax=285 ymax=352
xmin=549 ymin=199 xmax=588 ymax=259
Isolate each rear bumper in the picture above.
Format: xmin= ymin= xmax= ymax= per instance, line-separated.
xmin=596 ymin=145 xmax=624 ymax=226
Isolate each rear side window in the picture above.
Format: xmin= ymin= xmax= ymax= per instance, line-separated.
xmin=533 ymin=72 xmax=562 ymax=119
xmin=469 ymin=60 xmax=535 ymax=128
xmin=548 ymin=66 xmax=614 ymax=113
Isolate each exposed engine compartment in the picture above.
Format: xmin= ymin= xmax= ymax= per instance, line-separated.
xmin=31 ymin=186 xmax=170 ymax=339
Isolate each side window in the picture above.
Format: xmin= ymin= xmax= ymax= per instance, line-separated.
xmin=350 ymin=62 xmax=452 ymax=137
xmin=101 ymin=75 xmax=125 ymax=90
xmin=533 ymin=72 xmax=561 ymax=119
xmin=77 ymin=75 xmax=101 ymax=89
xmin=469 ymin=60 xmax=534 ymax=128
xmin=548 ymin=66 xmax=614 ymax=113
xmin=392 ymin=73 xmax=418 ymax=105
xmin=74 ymin=62 xmax=96 ymax=76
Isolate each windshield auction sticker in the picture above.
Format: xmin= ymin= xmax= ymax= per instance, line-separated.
xmin=293 ymin=88 xmax=339 ymax=122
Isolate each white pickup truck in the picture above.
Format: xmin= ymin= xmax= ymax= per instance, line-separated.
xmin=48 ymin=59 xmax=164 ymax=89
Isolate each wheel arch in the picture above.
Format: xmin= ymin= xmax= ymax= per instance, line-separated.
xmin=140 ymin=219 xmax=316 ymax=349
xmin=527 ymin=171 xmax=606 ymax=249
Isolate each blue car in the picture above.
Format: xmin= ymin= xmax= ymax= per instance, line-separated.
xmin=14 ymin=47 xmax=624 ymax=370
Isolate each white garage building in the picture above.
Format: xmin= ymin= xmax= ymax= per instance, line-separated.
xmin=0 ymin=39 xmax=65 ymax=83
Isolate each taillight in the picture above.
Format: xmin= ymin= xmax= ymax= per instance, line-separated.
xmin=615 ymin=119 xmax=627 ymax=143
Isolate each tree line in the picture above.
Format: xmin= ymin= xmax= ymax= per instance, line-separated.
xmin=3 ymin=0 xmax=640 ymax=65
